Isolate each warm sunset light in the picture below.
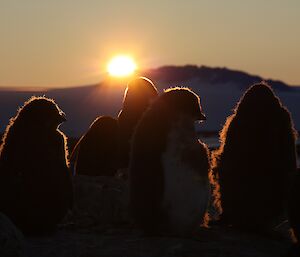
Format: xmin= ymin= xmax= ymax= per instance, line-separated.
xmin=107 ymin=56 xmax=137 ymax=77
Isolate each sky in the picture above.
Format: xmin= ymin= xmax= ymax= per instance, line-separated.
xmin=0 ymin=0 xmax=299 ymax=88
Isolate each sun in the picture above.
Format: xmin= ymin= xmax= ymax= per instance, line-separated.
xmin=107 ymin=55 xmax=137 ymax=77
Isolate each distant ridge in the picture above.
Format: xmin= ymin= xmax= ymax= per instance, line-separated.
xmin=143 ymin=65 xmax=299 ymax=91
xmin=1 ymin=65 xmax=300 ymax=136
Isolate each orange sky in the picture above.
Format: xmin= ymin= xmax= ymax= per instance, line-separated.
xmin=0 ymin=0 xmax=299 ymax=87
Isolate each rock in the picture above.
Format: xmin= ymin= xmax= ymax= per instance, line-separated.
xmin=0 ymin=212 xmax=24 ymax=257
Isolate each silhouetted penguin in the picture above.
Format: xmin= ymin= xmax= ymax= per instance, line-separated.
xmin=0 ymin=96 xmax=73 ymax=235
xmin=288 ymin=167 xmax=300 ymax=255
xmin=118 ymin=77 xmax=158 ymax=169
xmin=70 ymin=116 xmax=119 ymax=176
xmin=129 ymin=87 xmax=211 ymax=235
xmin=212 ymin=82 xmax=298 ymax=232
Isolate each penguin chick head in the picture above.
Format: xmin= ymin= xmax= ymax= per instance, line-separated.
xmin=15 ymin=96 xmax=66 ymax=131
xmin=235 ymin=82 xmax=282 ymax=118
xmin=162 ymin=87 xmax=206 ymax=122
xmin=120 ymin=76 xmax=158 ymax=115
xmin=87 ymin=116 xmax=118 ymax=138
xmin=118 ymin=76 xmax=158 ymax=134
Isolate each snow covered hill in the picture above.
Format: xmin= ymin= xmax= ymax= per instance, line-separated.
xmin=0 ymin=65 xmax=299 ymax=137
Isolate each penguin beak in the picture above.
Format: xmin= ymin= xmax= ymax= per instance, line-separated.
xmin=198 ymin=112 xmax=206 ymax=122
xmin=59 ymin=114 xmax=66 ymax=123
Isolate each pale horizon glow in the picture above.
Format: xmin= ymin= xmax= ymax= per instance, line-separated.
xmin=107 ymin=56 xmax=136 ymax=77
xmin=0 ymin=0 xmax=300 ymax=87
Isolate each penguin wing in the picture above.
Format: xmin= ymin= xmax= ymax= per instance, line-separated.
xmin=181 ymin=140 xmax=210 ymax=176
xmin=280 ymin=110 xmax=297 ymax=175
xmin=129 ymin=157 xmax=165 ymax=233
xmin=70 ymin=133 xmax=84 ymax=163
xmin=69 ymin=136 xmax=83 ymax=176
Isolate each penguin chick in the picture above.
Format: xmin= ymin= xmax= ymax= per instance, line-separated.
xmin=289 ymin=167 xmax=300 ymax=250
xmin=129 ymin=87 xmax=210 ymax=236
xmin=118 ymin=77 xmax=158 ymax=169
xmin=70 ymin=116 xmax=119 ymax=176
xmin=0 ymin=96 xmax=73 ymax=235
xmin=212 ymin=82 xmax=298 ymax=232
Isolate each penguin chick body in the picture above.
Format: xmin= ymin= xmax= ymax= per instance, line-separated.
xmin=0 ymin=96 xmax=73 ymax=235
xmin=71 ymin=116 xmax=119 ymax=176
xmin=129 ymin=87 xmax=209 ymax=235
xmin=161 ymin=116 xmax=210 ymax=235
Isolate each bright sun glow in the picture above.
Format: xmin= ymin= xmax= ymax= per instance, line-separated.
xmin=107 ymin=55 xmax=137 ymax=77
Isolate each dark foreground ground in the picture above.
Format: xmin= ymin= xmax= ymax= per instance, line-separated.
xmin=24 ymin=223 xmax=293 ymax=257
xmin=24 ymin=226 xmax=291 ymax=257
xmin=0 ymin=176 xmax=295 ymax=257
